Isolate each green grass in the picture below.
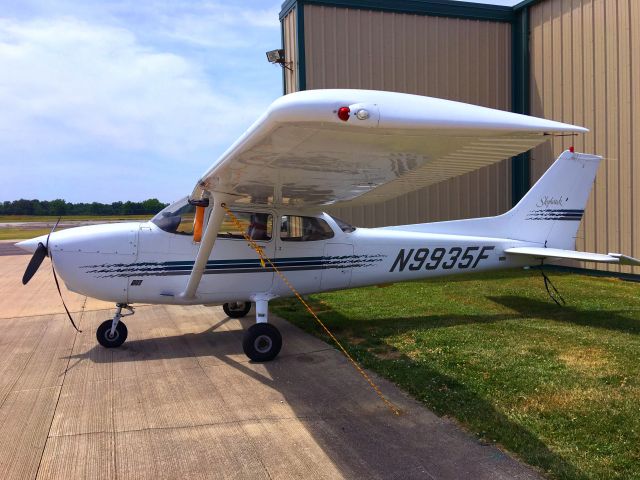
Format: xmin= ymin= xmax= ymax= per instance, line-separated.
xmin=272 ymin=269 xmax=640 ymax=480
xmin=0 ymin=228 xmax=62 ymax=240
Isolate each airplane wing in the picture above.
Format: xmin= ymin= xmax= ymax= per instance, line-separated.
xmin=191 ymin=89 xmax=587 ymax=208
xmin=505 ymin=247 xmax=640 ymax=266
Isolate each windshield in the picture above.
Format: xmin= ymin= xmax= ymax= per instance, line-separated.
xmin=330 ymin=215 xmax=356 ymax=233
xmin=151 ymin=196 xmax=196 ymax=235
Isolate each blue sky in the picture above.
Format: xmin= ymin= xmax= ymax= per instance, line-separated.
xmin=0 ymin=0 xmax=518 ymax=204
xmin=0 ymin=0 xmax=283 ymax=203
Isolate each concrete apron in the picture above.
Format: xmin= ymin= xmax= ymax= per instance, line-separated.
xmin=0 ymin=252 xmax=541 ymax=479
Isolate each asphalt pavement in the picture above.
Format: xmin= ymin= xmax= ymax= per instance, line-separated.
xmin=0 ymin=241 xmax=28 ymax=256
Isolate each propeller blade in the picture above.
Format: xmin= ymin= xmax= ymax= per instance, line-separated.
xmin=22 ymin=242 xmax=48 ymax=285
xmin=46 ymin=217 xmax=82 ymax=333
xmin=45 ymin=217 xmax=61 ymax=251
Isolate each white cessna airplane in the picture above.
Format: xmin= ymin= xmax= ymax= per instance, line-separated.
xmin=18 ymin=89 xmax=640 ymax=362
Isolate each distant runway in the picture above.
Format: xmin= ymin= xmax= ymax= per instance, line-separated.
xmin=0 ymin=219 xmax=132 ymax=229
xmin=0 ymin=241 xmax=27 ymax=256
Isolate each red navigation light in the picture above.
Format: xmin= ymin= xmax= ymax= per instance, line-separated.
xmin=569 ymin=146 xmax=575 ymax=153
xmin=337 ymin=106 xmax=350 ymax=122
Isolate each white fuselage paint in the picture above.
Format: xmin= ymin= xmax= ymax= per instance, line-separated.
xmin=39 ymin=211 xmax=533 ymax=306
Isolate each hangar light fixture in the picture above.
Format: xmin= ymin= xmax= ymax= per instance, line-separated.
xmin=265 ymin=49 xmax=292 ymax=71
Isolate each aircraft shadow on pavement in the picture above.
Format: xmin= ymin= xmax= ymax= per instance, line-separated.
xmin=65 ymin=307 xmax=586 ymax=479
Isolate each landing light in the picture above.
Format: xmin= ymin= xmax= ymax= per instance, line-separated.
xmin=356 ymin=109 xmax=369 ymax=120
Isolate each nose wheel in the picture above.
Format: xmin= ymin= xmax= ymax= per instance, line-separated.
xmin=96 ymin=303 xmax=134 ymax=348
xmin=97 ymin=320 xmax=128 ymax=348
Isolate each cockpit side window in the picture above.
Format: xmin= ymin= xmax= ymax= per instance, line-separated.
xmin=280 ymin=215 xmax=334 ymax=242
xmin=219 ymin=211 xmax=273 ymax=241
xmin=152 ymin=198 xmax=273 ymax=240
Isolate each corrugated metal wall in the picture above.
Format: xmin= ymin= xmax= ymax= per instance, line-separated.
xmin=529 ymin=0 xmax=640 ymax=274
xmin=282 ymin=9 xmax=298 ymax=94
xmin=285 ymin=5 xmax=514 ymax=227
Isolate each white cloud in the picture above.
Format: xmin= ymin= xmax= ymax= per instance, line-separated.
xmin=0 ymin=3 xmax=283 ymax=203
xmin=0 ymin=16 xmax=270 ymax=158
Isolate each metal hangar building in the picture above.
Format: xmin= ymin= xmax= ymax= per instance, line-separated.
xmin=278 ymin=0 xmax=640 ymax=275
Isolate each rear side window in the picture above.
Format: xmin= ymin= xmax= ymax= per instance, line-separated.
xmin=280 ymin=215 xmax=334 ymax=242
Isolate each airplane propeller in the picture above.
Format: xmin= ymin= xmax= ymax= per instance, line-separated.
xmin=22 ymin=218 xmax=59 ymax=285
xmin=21 ymin=219 xmax=82 ymax=332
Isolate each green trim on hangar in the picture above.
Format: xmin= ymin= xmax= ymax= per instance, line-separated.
xmin=280 ymin=0 xmax=535 ymax=205
xmin=511 ymin=6 xmax=531 ymax=204
xmin=280 ymin=0 xmax=514 ymax=22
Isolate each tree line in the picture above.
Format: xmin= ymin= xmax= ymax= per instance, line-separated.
xmin=0 ymin=198 xmax=168 ymax=216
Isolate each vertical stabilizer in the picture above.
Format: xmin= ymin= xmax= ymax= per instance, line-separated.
xmin=500 ymin=150 xmax=602 ymax=249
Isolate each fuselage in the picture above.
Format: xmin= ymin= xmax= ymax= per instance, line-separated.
xmin=19 ymin=208 xmax=533 ymax=305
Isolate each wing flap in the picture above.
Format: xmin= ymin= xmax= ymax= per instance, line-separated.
xmin=505 ymin=247 xmax=640 ymax=266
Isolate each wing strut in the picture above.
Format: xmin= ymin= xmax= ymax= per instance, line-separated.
xmin=181 ymin=194 xmax=231 ymax=299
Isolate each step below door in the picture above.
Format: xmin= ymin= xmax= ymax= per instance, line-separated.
xmin=320 ymin=243 xmax=353 ymax=291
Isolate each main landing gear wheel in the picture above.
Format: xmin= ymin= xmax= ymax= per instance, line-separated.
xmin=242 ymin=323 xmax=282 ymax=362
xmin=96 ymin=320 xmax=128 ymax=348
xmin=223 ymin=301 xmax=252 ymax=318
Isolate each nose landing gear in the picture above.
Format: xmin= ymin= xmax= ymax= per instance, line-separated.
xmin=96 ymin=303 xmax=134 ymax=348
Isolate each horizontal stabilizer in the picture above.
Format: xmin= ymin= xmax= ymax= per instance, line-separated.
xmin=608 ymin=253 xmax=640 ymax=266
xmin=505 ymin=247 xmax=640 ymax=266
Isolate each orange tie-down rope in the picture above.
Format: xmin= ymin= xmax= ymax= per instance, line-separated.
xmin=222 ymin=204 xmax=401 ymax=416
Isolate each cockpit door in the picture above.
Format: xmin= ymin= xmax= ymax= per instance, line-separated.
xmin=191 ymin=210 xmax=275 ymax=295
xmin=138 ymin=199 xmax=275 ymax=299
xmin=274 ymin=214 xmax=343 ymax=295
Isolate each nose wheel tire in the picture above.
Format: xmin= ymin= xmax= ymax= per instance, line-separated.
xmin=242 ymin=323 xmax=282 ymax=362
xmin=96 ymin=320 xmax=128 ymax=348
xmin=223 ymin=301 xmax=252 ymax=318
